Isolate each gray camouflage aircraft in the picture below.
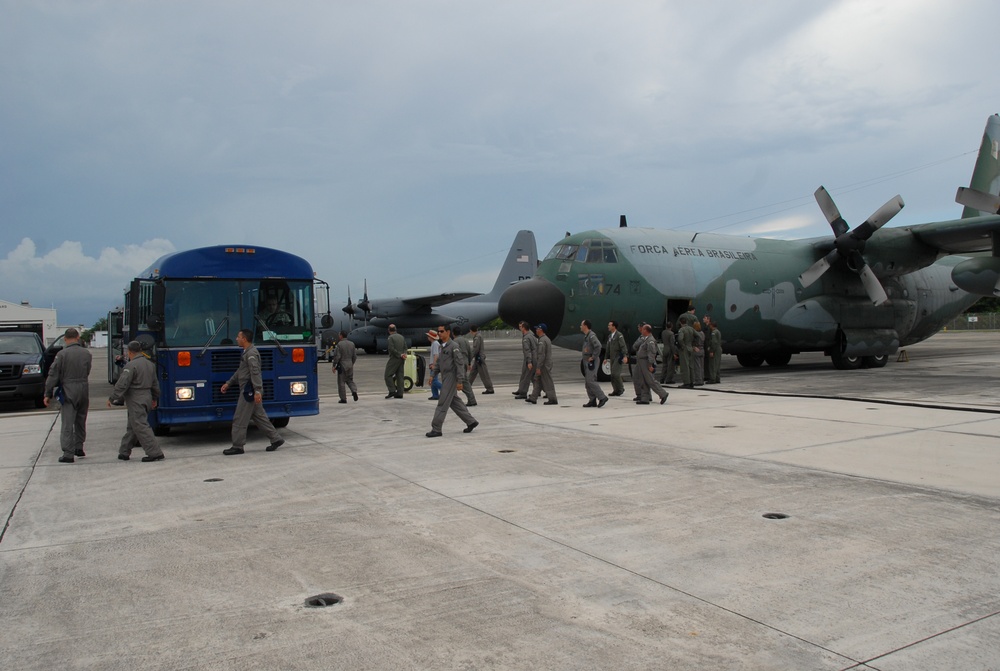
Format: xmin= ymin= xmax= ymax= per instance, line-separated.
xmin=499 ymin=114 xmax=1000 ymax=370
xmin=326 ymin=229 xmax=537 ymax=352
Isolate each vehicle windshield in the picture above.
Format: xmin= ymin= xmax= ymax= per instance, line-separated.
xmin=0 ymin=334 xmax=43 ymax=355
xmin=162 ymin=279 xmax=314 ymax=347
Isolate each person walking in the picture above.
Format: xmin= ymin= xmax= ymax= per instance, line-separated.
xmin=332 ymin=331 xmax=358 ymax=403
xmin=426 ymin=324 xmax=478 ymax=437
xmin=467 ymin=325 xmax=494 ymax=394
xmin=514 ymin=321 xmax=536 ymax=399
xmin=527 ymin=323 xmax=558 ymax=405
xmin=452 ymin=326 xmax=477 ymax=407
xmin=108 ymin=340 xmax=165 ymax=461
xmin=220 ymin=328 xmax=284 ymax=455
xmin=580 ymin=320 xmax=608 ymax=408
xmin=605 ymin=321 xmax=627 ymax=397
xmin=43 ymin=328 xmax=92 ymax=463
xmin=384 ymin=324 xmax=407 ymax=399
xmin=635 ymin=324 xmax=669 ymax=405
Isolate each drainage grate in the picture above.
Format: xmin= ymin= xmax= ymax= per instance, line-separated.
xmin=762 ymin=513 xmax=789 ymax=520
xmin=497 ymin=449 xmax=516 ymax=454
xmin=204 ymin=478 xmax=224 ymax=482
xmin=305 ymin=593 xmax=343 ymax=608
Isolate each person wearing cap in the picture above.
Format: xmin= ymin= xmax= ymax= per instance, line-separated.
xmin=220 ymin=328 xmax=284 ymax=454
xmin=43 ymin=327 xmax=92 ymax=463
xmin=331 ymin=331 xmax=358 ymax=403
xmin=452 ymin=326 xmax=477 ymax=407
xmin=527 ymin=323 xmax=558 ymax=405
xmin=467 ymin=324 xmax=495 ymax=395
xmin=514 ymin=321 xmax=536 ymax=399
xmin=107 ymin=340 xmax=165 ymax=461
xmin=426 ymin=329 xmax=442 ymax=400
xmin=384 ymin=324 xmax=407 ymax=399
xmin=426 ymin=324 xmax=478 ymax=437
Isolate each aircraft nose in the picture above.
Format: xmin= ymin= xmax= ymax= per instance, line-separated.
xmin=498 ymin=278 xmax=565 ymax=336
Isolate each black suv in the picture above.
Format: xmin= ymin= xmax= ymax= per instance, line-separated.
xmin=0 ymin=332 xmax=48 ymax=408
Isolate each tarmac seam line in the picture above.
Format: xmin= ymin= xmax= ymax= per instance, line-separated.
xmin=854 ymin=607 xmax=1000 ymax=669
xmin=0 ymin=411 xmax=58 ymax=546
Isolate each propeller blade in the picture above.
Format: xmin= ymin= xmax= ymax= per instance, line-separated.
xmin=798 ymin=249 xmax=840 ymax=288
xmin=852 ymin=195 xmax=904 ymax=240
xmin=814 ymin=187 xmax=849 ymax=237
xmin=956 ymin=187 xmax=1000 ymax=214
xmin=858 ymin=263 xmax=889 ymax=306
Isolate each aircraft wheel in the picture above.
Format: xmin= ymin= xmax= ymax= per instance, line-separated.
xmin=764 ymin=352 xmax=792 ymax=367
xmin=862 ymin=354 xmax=889 ymax=368
xmin=403 ymin=376 xmax=414 ymax=392
xmin=737 ymin=354 xmax=765 ymax=368
xmin=831 ymin=352 xmax=862 ymax=370
xmin=272 ymin=417 xmax=290 ymax=428
xmin=597 ymin=359 xmax=612 ymax=382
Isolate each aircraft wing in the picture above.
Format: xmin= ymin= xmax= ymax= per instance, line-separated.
xmin=908 ymin=215 xmax=1000 ymax=254
xmin=400 ymin=292 xmax=482 ymax=308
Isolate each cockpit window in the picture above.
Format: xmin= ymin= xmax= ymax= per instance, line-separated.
xmin=544 ymin=244 xmax=580 ymax=261
xmin=572 ymin=239 xmax=619 ymax=264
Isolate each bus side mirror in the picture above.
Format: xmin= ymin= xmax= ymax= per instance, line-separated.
xmin=321 ymin=314 xmax=333 ymax=329
xmin=147 ymin=314 xmax=164 ymax=331
xmin=148 ymin=283 xmax=166 ymax=331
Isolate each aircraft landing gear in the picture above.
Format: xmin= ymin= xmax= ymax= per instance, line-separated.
xmin=830 ymin=351 xmax=862 ymax=370
xmin=862 ymin=354 xmax=888 ymax=368
xmin=737 ymin=354 xmax=765 ymax=368
xmin=764 ymin=352 xmax=792 ymax=367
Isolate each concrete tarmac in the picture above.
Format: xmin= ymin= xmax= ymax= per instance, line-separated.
xmin=1 ymin=332 xmax=998 ymax=670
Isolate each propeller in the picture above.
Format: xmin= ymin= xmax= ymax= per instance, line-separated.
xmin=798 ymin=186 xmax=904 ymax=306
xmin=342 ymin=287 xmax=355 ymax=317
xmin=356 ymin=279 xmax=372 ymax=315
xmin=956 ymin=187 xmax=1000 ymax=215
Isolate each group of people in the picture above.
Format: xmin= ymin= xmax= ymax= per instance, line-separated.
xmin=44 ymin=326 xmax=285 ymax=464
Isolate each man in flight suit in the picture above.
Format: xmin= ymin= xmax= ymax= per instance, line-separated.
xmin=43 ymin=328 xmax=92 ymax=463
xmin=332 ymin=330 xmax=358 ymax=403
xmin=527 ymin=323 xmax=558 ymax=405
xmin=467 ymin=325 xmax=494 ymax=394
xmin=514 ymin=321 xmax=536 ymax=399
xmin=707 ymin=320 xmax=723 ymax=384
xmin=635 ymin=324 xmax=669 ymax=405
xmin=605 ymin=321 xmax=627 ymax=397
xmin=426 ymin=324 xmax=478 ymax=437
xmin=384 ymin=324 xmax=407 ymax=399
xmin=581 ymin=320 xmax=608 ymax=408
xmin=678 ymin=315 xmax=696 ymax=389
xmin=659 ymin=323 xmax=678 ymax=385
xmin=108 ymin=340 xmax=165 ymax=462
xmin=220 ymin=328 xmax=284 ymax=455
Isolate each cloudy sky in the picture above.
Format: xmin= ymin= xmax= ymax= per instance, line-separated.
xmin=2 ymin=0 xmax=999 ymax=326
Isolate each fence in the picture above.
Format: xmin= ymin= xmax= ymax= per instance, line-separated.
xmin=943 ymin=313 xmax=1000 ymax=331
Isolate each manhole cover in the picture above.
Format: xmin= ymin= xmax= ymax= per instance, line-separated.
xmin=305 ymin=593 xmax=343 ymax=608
xmin=762 ymin=512 xmax=790 ymax=520
xmin=204 ymin=478 xmax=224 ymax=482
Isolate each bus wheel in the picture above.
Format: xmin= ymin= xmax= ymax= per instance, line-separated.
xmin=153 ymin=424 xmax=171 ymax=437
xmin=403 ymin=376 xmax=414 ymax=392
xmin=737 ymin=354 xmax=765 ymax=368
xmin=862 ymin=354 xmax=889 ymax=368
xmin=272 ymin=417 xmax=290 ymax=428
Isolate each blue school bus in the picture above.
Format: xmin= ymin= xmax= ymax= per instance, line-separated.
xmin=116 ymin=245 xmax=327 ymax=434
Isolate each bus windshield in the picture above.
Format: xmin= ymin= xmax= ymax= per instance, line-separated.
xmin=162 ymin=279 xmax=314 ymax=347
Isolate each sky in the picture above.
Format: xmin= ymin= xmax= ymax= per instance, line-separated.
xmin=2 ymin=0 xmax=999 ymax=326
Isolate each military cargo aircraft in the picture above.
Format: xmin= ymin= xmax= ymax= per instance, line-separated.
xmin=498 ymin=114 xmax=1000 ymax=371
xmin=326 ymin=229 xmax=537 ymax=352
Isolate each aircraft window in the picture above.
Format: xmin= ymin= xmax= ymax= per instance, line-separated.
xmin=575 ymin=243 xmax=591 ymax=263
xmin=603 ymin=246 xmax=618 ymax=263
xmin=587 ymin=246 xmax=604 ymax=263
xmin=545 ymin=244 xmax=580 ymax=261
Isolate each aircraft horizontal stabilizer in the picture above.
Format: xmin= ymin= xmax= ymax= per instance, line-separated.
xmin=956 ymin=187 xmax=1000 ymax=215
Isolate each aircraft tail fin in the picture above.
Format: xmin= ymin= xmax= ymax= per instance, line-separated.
xmin=485 ymin=230 xmax=538 ymax=299
xmin=959 ymin=114 xmax=1000 ymax=218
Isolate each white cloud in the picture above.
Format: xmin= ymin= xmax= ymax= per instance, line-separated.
xmin=0 ymin=238 xmax=176 ymax=324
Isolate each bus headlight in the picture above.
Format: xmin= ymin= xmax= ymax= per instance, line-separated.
xmin=290 ymin=381 xmax=307 ymax=395
xmin=176 ymin=386 xmax=195 ymax=401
